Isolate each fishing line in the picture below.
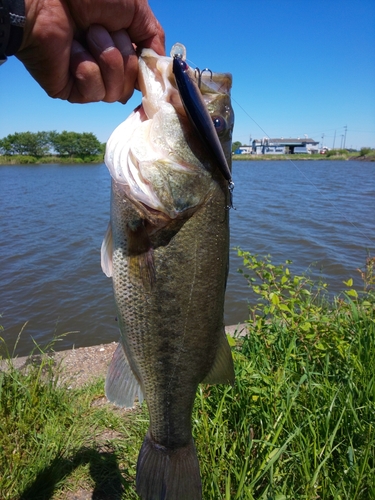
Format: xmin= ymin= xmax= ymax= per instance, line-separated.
xmin=186 ymin=57 xmax=374 ymax=248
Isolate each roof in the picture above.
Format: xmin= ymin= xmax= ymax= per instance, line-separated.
xmin=252 ymin=138 xmax=319 ymax=145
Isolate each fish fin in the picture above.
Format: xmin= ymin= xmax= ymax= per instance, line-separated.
xmin=202 ymin=328 xmax=235 ymax=385
xmin=136 ymin=431 xmax=202 ymax=500
xmin=129 ymin=250 xmax=156 ymax=291
xmin=127 ymin=221 xmax=156 ymax=290
xmin=101 ymin=222 xmax=113 ymax=278
xmin=105 ymin=341 xmax=144 ymax=408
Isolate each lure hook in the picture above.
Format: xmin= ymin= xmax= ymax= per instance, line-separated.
xmin=194 ymin=67 xmax=213 ymax=88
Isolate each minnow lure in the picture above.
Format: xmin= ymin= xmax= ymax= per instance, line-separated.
xmin=171 ymin=43 xmax=235 ymax=207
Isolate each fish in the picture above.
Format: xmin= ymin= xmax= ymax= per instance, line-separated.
xmin=101 ymin=43 xmax=235 ymax=500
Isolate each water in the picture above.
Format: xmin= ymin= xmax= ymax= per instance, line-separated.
xmin=0 ymin=161 xmax=374 ymax=356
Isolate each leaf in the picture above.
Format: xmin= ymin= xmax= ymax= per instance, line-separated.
xmin=343 ymin=278 xmax=353 ymax=287
xmin=315 ymin=342 xmax=326 ymax=350
xmin=226 ymin=335 xmax=236 ymax=347
xmin=270 ymin=293 xmax=279 ymax=305
xmin=346 ymin=289 xmax=358 ymax=298
xmin=267 ymin=447 xmax=281 ymax=460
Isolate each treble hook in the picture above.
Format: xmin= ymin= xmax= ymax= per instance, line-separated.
xmin=194 ymin=67 xmax=213 ymax=89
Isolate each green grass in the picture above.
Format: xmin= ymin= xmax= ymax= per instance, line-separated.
xmin=0 ymin=154 xmax=104 ymax=165
xmin=1 ymin=254 xmax=374 ymax=499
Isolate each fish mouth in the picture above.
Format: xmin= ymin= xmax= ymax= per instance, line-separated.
xmin=105 ymin=45 xmax=234 ymax=224
xmin=172 ymin=53 xmax=233 ymax=185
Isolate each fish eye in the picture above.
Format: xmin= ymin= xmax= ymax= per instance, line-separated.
xmin=211 ymin=116 xmax=227 ymax=135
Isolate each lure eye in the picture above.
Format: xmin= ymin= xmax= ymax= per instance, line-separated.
xmin=174 ymin=57 xmax=189 ymax=72
xmin=212 ymin=116 xmax=227 ymax=135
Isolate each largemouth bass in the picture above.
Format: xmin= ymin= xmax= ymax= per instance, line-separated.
xmin=102 ymin=43 xmax=234 ymax=500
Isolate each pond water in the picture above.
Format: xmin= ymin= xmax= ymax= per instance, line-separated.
xmin=0 ymin=160 xmax=373 ymax=356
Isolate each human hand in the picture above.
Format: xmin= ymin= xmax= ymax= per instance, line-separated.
xmin=16 ymin=0 xmax=165 ymax=103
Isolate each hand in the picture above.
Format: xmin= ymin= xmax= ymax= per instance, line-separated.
xmin=16 ymin=0 xmax=165 ymax=103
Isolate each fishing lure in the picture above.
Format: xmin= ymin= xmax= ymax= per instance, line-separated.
xmin=171 ymin=43 xmax=235 ymax=207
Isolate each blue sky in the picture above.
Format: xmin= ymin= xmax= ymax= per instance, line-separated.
xmin=1 ymin=0 xmax=374 ymax=149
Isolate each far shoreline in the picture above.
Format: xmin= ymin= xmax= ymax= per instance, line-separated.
xmin=0 ymin=153 xmax=374 ymax=166
xmin=231 ymin=153 xmax=374 ymax=162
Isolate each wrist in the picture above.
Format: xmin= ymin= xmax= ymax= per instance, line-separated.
xmin=0 ymin=0 xmax=26 ymax=64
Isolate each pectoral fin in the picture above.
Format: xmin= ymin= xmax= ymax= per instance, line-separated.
xmin=101 ymin=222 xmax=113 ymax=278
xmin=202 ymin=327 xmax=235 ymax=385
xmin=127 ymin=220 xmax=156 ymax=290
xmin=105 ymin=341 xmax=144 ymax=408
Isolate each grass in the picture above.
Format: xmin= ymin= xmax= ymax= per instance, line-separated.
xmin=0 ymin=155 xmax=104 ymax=165
xmin=1 ymin=254 xmax=374 ymax=499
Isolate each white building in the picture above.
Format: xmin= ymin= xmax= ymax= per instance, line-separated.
xmin=252 ymin=137 xmax=319 ymax=155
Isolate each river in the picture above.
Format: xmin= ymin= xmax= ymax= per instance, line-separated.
xmin=0 ymin=160 xmax=374 ymax=356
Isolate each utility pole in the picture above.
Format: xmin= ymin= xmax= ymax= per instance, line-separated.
xmin=321 ymin=133 xmax=325 ymax=149
xmin=340 ymin=134 xmax=344 ymax=149
xmin=332 ymin=130 xmax=336 ymax=149
xmin=343 ymin=125 xmax=347 ymax=149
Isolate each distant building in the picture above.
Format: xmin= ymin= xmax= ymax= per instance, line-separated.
xmin=252 ymin=137 xmax=319 ymax=155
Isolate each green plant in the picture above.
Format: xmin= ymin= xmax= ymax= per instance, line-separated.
xmin=325 ymin=149 xmax=348 ymax=157
xmin=359 ymin=147 xmax=373 ymax=156
xmin=192 ymin=251 xmax=375 ymax=498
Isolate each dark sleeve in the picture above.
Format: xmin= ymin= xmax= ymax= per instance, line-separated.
xmin=0 ymin=0 xmax=26 ymax=65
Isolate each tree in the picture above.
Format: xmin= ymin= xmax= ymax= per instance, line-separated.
xmin=232 ymin=141 xmax=242 ymax=153
xmin=49 ymin=131 xmax=102 ymax=157
xmin=76 ymin=132 xmax=102 ymax=157
xmin=0 ymin=130 xmax=104 ymax=158
xmin=0 ymin=131 xmax=49 ymax=156
xmin=49 ymin=131 xmax=81 ymax=156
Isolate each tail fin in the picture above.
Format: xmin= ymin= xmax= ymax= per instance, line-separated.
xmin=136 ymin=431 xmax=202 ymax=500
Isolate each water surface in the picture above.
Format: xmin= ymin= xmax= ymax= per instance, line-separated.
xmin=0 ymin=161 xmax=373 ymax=356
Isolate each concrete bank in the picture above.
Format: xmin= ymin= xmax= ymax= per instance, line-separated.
xmin=1 ymin=323 xmax=248 ymax=389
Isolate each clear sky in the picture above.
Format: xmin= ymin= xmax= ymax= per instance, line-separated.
xmin=1 ymin=0 xmax=374 ymax=150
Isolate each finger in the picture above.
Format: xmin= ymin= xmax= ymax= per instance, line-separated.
xmin=86 ymin=25 xmax=132 ymax=103
xmin=137 ymin=19 xmax=165 ymax=56
xmin=110 ymin=29 xmax=138 ymax=104
xmin=69 ymin=39 xmax=106 ymax=103
xmin=68 ymin=0 xmax=166 ymax=56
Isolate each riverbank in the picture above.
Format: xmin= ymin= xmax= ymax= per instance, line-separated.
xmin=1 ymin=152 xmax=375 ymax=165
xmin=232 ymin=152 xmax=375 ymax=161
xmin=0 ymin=154 xmax=104 ymax=165
xmin=1 ymin=262 xmax=374 ymax=499
xmin=0 ymin=323 xmax=247 ymax=388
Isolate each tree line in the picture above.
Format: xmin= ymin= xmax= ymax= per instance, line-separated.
xmin=0 ymin=131 xmax=105 ymax=158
